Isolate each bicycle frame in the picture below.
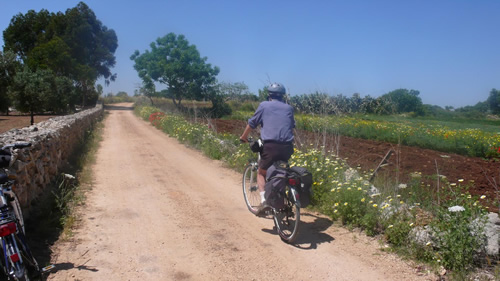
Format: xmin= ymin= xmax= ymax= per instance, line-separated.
xmin=242 ymin=138 xmax=301 ymax=243
xmin=0 ymin=182 xmax=24 ymax=233
xmin=0 ymin=181 xmax=30 ymax=279
xmin=0 ymin=142 xmax=53 ymax=279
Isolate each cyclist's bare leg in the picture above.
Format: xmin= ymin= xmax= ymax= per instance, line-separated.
xmin=258 ymin=168 xmax=267 ymax=203
xmin=257 ymin=168 xmax=266 ymax=192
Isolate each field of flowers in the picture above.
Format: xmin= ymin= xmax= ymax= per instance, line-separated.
xmin=231 ymin=110 xmax=500 ymax=158
xmin=136 ymin=105 xmax=496 ymax=278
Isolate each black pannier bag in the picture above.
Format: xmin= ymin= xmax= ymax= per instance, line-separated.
xmin=264 ymin=162 xmax=288 ymax=209
xmin=289 ymin=166 xmax=313 ymax=208
xmin=250 ymin=139 xmax=263 ymax=153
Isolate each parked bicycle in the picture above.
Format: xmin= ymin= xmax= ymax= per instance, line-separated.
xmin=242 ymin=138 xmax=312 ymax=244
xmin=0 ymin=142 xmax=52 ymax=280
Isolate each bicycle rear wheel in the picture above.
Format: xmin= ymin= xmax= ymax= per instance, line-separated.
xmin=1 ymin=234 xmax=41 ymax=281
xmin=1 ymin=235 xmax=29 ymax=281
xmin=273 ymin=189 xmax=300 ymax=243
xmin=242 ymin=163 xmax=260 ymax=214
xmin=15 ymin=231 xmax=41 ymax=280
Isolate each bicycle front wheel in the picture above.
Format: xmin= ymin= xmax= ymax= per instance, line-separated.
xmin=242 ymin=163 xmax=260 ymax=214
xmin=273 ymin=190 xmax=300 ymax=243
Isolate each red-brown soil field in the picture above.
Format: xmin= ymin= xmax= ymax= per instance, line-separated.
xmin=0 ymin=114 xmax=59 ymax=133
xmin=210 ymin=119 xmax=500 ymax=213
xmin=1 ymin=114 xmax=498 ymax=212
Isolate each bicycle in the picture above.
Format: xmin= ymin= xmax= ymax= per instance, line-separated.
xmin=0 ymin=142 xmax=53 ymax=280
xmin=241 ymin=138 xmax=301 ymax=243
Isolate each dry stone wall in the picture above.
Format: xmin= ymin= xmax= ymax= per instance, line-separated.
xmin=0 ymin=104 xmax=103 ymax=213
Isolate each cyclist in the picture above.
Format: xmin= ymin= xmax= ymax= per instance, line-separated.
xmin=240 ymin=82 xmax=295 ymax=214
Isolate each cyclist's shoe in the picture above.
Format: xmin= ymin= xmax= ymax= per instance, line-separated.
xmin=255 ymin=201 xmax=271 ymax=217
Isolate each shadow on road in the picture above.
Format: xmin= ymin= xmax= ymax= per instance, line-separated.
xmin=104 ymin=104 xmax=133 ymax=111
xmin=261 ymin=212 xmax=335 ymax=249
xmin=50 ymin=261 xmax=99 ymax=273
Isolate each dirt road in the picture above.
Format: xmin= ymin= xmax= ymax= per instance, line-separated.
xmin=48 ymin=103 xmax=434 ymax=280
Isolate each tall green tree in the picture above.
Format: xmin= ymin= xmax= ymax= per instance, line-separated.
xmin=139 ymin=76 xmax=157 ymax=105
xmin=62 ymin=3 xmax=118 ymax=85
xmin=3 ymin=9 xmax=52 ymax=60
xmin=8 ymin=68 xmax=53 ymax=124
xmin=3 ymin=2 xmax=118 ymax=108
xmin=379 ymin=88 xmax=423 ymax=114
xmin=52 ymin=75 xmax=79 ymax=112
xmin=130 ymin=32 xmax=220 ymax=108
xmin=27 ymin=36 xmax=74 ymax=75
xmin=0 ymin=50 xmax=20 ymax=114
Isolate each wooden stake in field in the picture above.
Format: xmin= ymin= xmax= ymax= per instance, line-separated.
xmin=369 ymin=149 xmax=393 ymax=182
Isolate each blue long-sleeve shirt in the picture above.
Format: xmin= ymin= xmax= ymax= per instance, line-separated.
xmin=248 ymin=100 xmax=295 ymax=143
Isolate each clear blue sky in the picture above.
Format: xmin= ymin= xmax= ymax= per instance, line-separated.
xmin=1 ymin=0 xmax=499 ymax=108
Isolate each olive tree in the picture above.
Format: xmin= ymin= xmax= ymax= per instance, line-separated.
xmin=3 ymin=2 xmax=118 ymax=107
xmin=130 ymin=33 xmax=219 ymax=109
xmin=8 ymin=68 xmax=52 ymax=124
xmin=0 ymin=50 xmax=20 ymax=114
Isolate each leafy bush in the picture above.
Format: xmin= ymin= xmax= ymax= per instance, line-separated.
xmin=209 ymin=101 xmax=232 ymax=118
xmin=430 ymin=194 xmax=487 ymax=271
xmin=383 ymin=212 xmax=414 ymax=247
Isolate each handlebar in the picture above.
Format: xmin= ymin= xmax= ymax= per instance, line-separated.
xmin=1 ymin=142 xmax=31 ymax=169
xmin=242 ymin=137 xmax=263 ymax=154
xmin=239 ymin=136 xmax=254 ymax=144
xmin=1 ymin=142 xmax=31 ymax=151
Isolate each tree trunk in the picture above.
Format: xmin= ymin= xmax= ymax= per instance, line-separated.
xmin=30 ymin=110 xmax=34 ymax=125
xmin=171 ymin=97 xmax=183 ymax=109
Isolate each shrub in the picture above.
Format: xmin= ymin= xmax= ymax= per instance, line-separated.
xmin=384 ymin=212 xmax=414 ymax=247
xmin=430 ymin=195 xmax=487 ymax=271
xmin=209 ymin=101 xmax=232 ymax=118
